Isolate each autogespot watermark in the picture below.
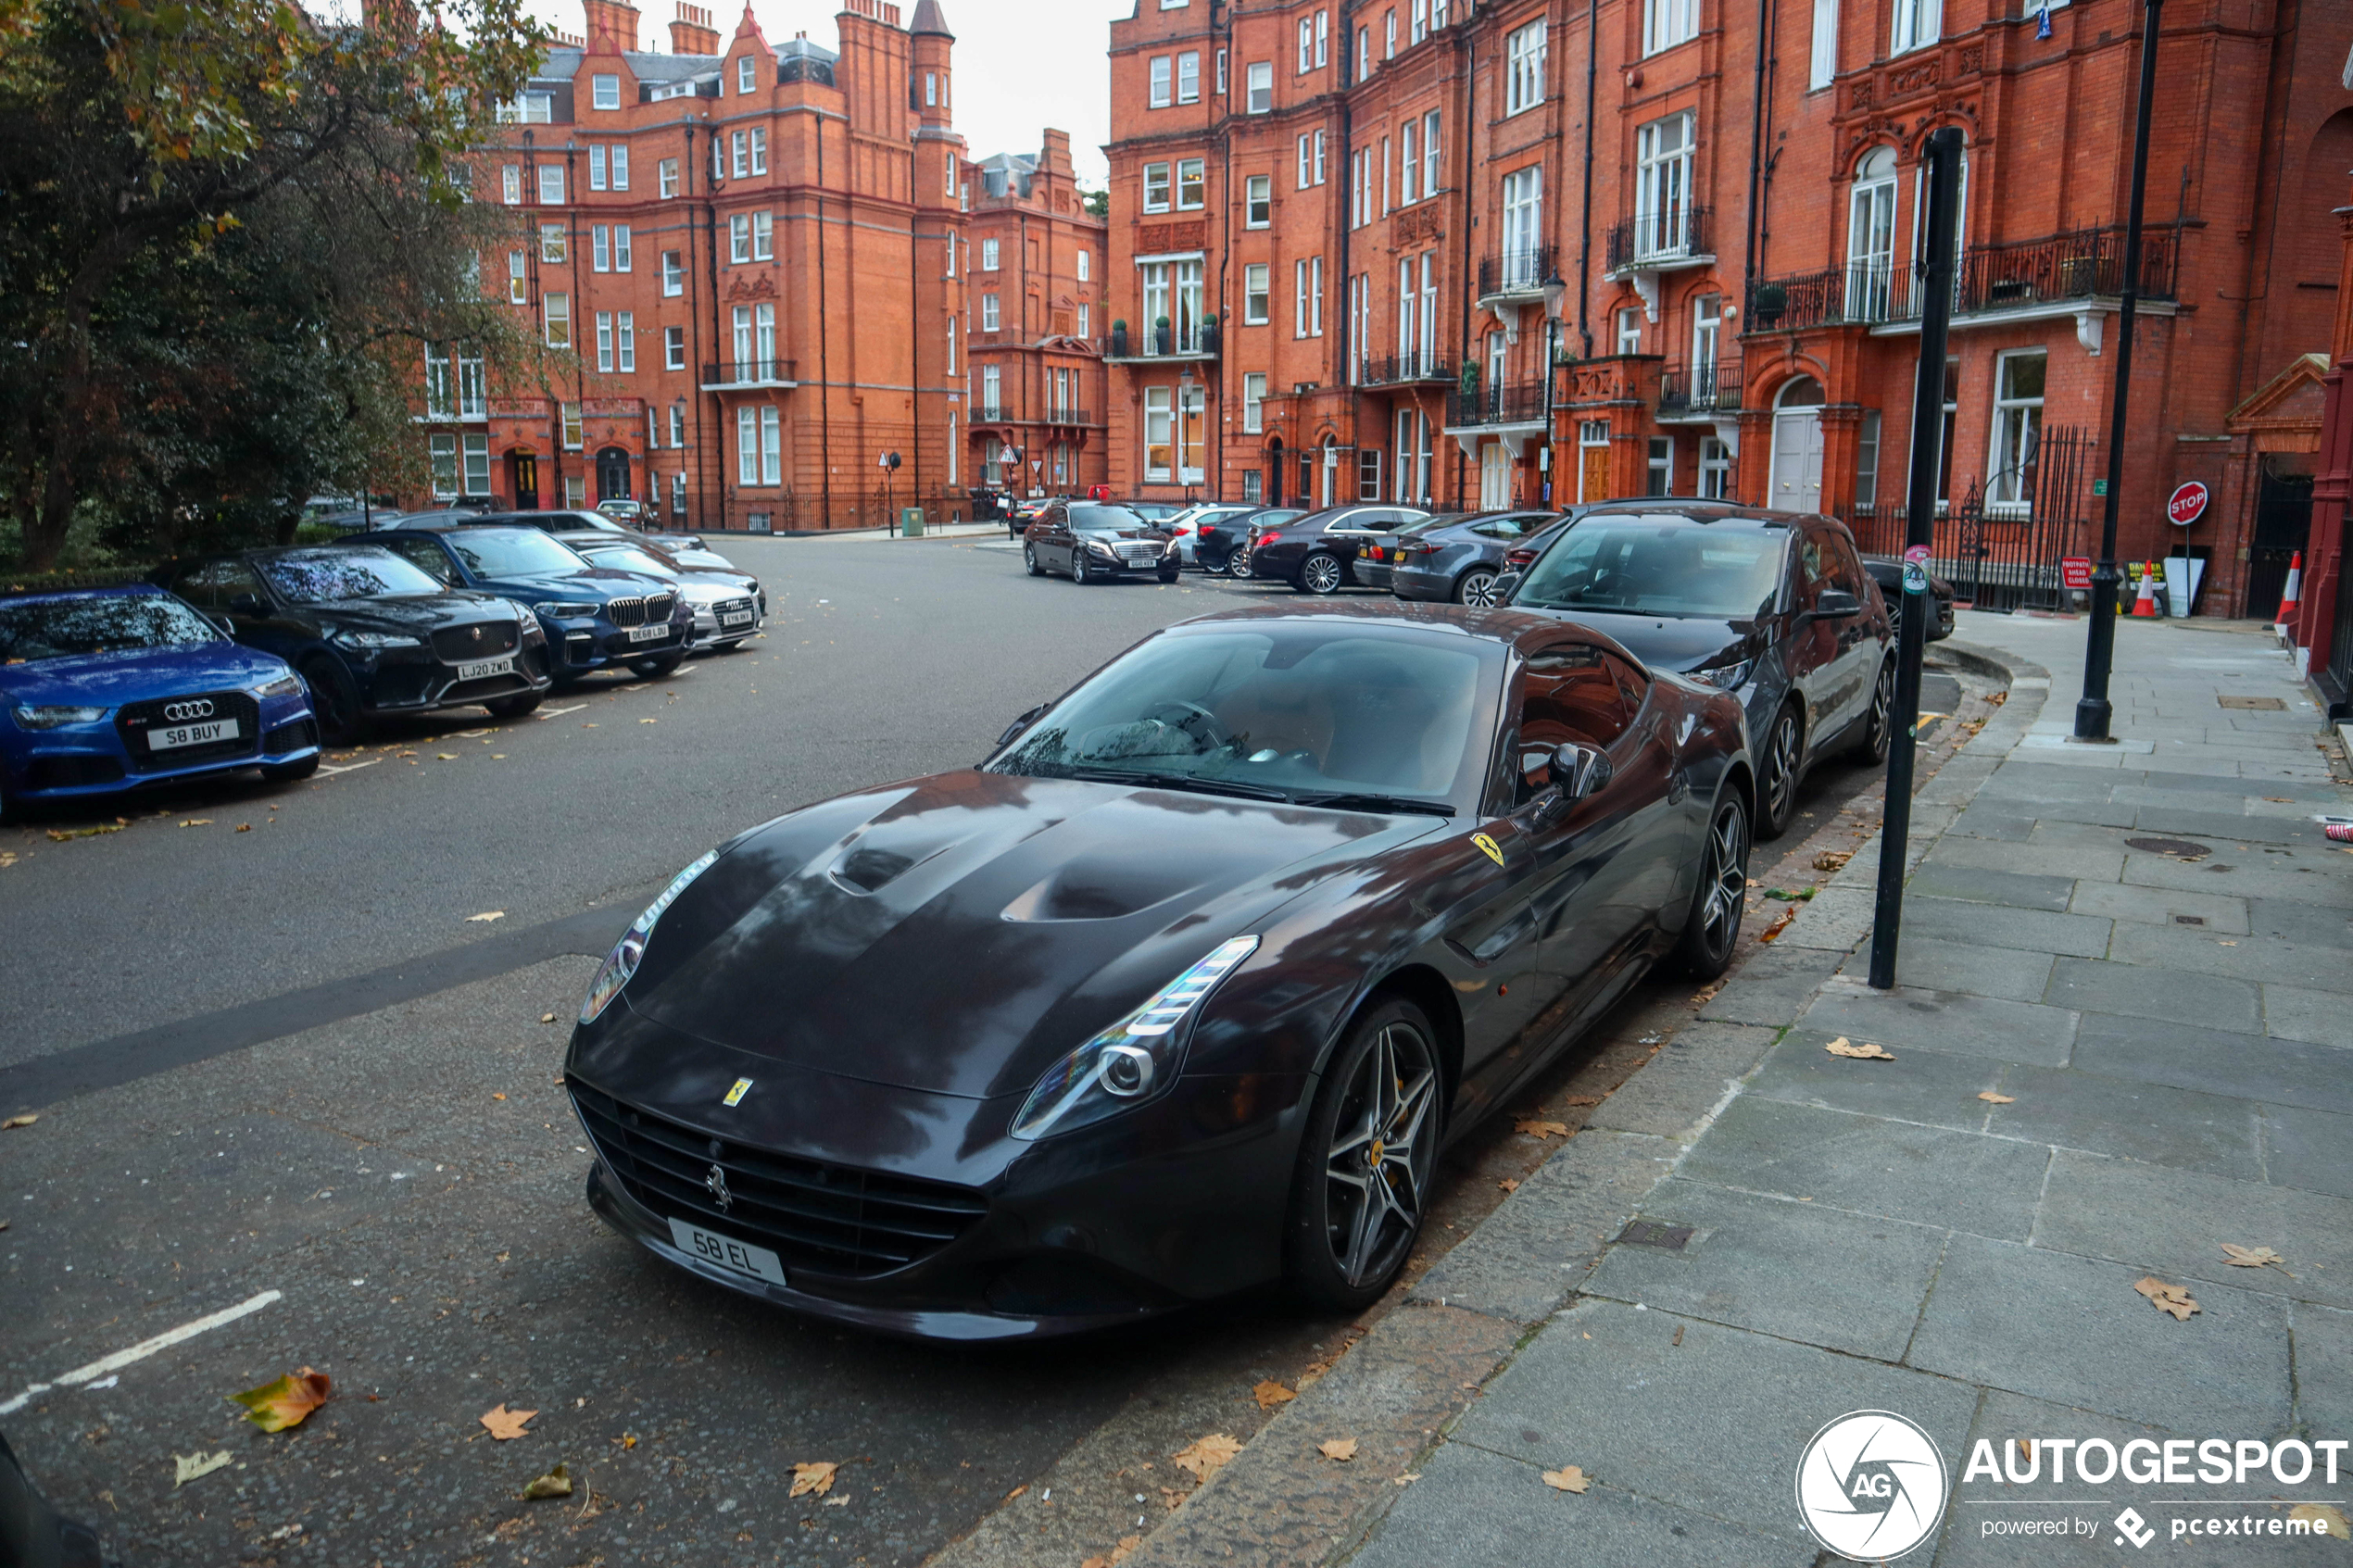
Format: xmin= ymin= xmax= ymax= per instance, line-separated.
xmin=1797 ymin=1413 xmax=2348 ymax=1559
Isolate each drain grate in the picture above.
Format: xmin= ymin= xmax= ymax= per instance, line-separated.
xmin=2171 ymin=914 xmax=2208 ymax=926
xmin=2125 ymin=837 xmax=2212 ymax=859
xmin=2217 ymin=696 xmax=2287 ymax=710
xmin=1617 ymin=1221 xmax=1695 ymax=1251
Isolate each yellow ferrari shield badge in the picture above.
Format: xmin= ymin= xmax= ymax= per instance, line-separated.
xmin=1471 ymin=833 xmax=1505 ymax=868
xmin=723 ymin=1077 xmax=754 ymax=1108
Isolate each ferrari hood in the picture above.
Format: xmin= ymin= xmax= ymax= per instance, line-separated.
xmin=622 ymin=771 xmax=1436 ymax=1098
xmin=1525 ymin=610 xmax=1757 ymax=675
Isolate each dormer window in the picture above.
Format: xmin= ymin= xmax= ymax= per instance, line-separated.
xmin=736 ymin=54 xmax=757 ymax=94
xmin=590 ymin=73 xmax=620 ymax=109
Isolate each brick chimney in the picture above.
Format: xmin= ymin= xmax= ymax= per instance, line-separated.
xmin=669 ymin=1 xmax=718 ymax=56
xmin=583 ymin=0 xmax=639 ymax=51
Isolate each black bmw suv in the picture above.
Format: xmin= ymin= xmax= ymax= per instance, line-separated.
xmin=154 ymin=546 xmax=554 ymax=745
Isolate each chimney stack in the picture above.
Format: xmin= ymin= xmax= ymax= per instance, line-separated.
xmin=669 ymin=1 xmax=719 ymax=56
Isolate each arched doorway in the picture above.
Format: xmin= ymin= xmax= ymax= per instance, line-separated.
xmin=508 ymin=449 xmax=540 ymax=510
xmin=1769 ymin=377 xmax=1825 ymax=512
xmin=1265 ymin=437 xmax=1284 ymax=505
xmin=595 ymin=446 xmax=633 ymax=502
xmin=1320 ymin=435 xmax=1340 ymax=508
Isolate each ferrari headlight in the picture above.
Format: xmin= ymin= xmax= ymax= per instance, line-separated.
xmin=1010 ymin=935 xmax=1259 ymax=1141
xmin=1689 ymin=659 xmax=1755 ymax=691
xmin=12 ymin=705 xmax=106 ymax=729
xmin=579 ymin=849 xmax=720 ymax=1025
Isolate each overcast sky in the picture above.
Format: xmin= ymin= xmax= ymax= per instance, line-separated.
xmin=525 ymin=0 xmax=1128 ymax=185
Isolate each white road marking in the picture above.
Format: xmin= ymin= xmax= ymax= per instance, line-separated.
xmin=537 ymin=704 xmax=589 ymax=720
xmin=317 ymin=759 xmax=383 ymax=776
xmin=0 ymin=1290 xmax=283 ymax=1414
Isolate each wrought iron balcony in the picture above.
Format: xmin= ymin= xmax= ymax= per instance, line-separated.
xmin=1747 ymin=227 xmax=2183 ymax=335
xmin=1360 ymin=353 xmax=1458 ymax=387
xmin=1656 ymin=358 xmax=1743 ymax=417
xmin=1447 ymin=381 xmax=1549 ymax=427
xmin=1606 ymin=206 xmax=1713 ymax=273
xmin=1101 ymin=320 xmax=1220 ymax=361
xmin=701 ymin=359 xmax=799 ymax=388
xmin=1475 ymin=245 xmax=1557 ymax=303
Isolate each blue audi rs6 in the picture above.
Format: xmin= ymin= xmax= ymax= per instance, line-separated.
xmin=0 ymin=585 xmax=320 ymax=819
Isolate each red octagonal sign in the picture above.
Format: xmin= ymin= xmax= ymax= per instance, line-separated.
xmin=2168 ymin=480 xmax=2209 ymax=527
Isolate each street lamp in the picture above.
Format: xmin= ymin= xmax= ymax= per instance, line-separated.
xmin=1178 ymin=367 xmax=1198 ymax=506
xmin=1540 ymin=270 xmax=1569 ymax=507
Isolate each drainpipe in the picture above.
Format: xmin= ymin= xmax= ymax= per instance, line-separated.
xmin=1577 ymin=0 xmax=1597 ymax=360
xmin=1337 ymin=2 xmax=1355 ymax=494
xmin=1454 ymin=25 xmax=1475 ymax=508
xmin=1742 ymin=0 xmax=1769 ymax=296
xmin=817 ymin=111 xmax=833 ymax=530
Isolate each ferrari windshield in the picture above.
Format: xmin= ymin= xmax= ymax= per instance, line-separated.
xmin=0 ymin=594 xmax=220 ymax=660
xmin=1515 ymin=518 xmax=1788 ymax=621
xmin=991 ymin=624 xmax=1498 ymax=809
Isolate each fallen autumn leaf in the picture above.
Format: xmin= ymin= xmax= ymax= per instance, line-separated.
xmin=1978 ymin=1091 xmax=2016 ymax=1104
xmin=1252 ymin=1380 xmax=1295 ymax=1411
xmin=2 ymin=1115 xmax=36 ymax=1130
xmin=2289 ymin=1503 xmax=2349 ymax=1541
xmin=521 ymin=1462 xmax=573 ymax=1500
xmin=2133 ymin=1276 xmax=2200 ymax=1322
xmin=1498 ymin=1177 xmax=1521 ymax=1193
xmin=1541 ymin=1465 xmax=1591 ymax=1493
xmin=229 ymin=1368 xmax=331 ymax=1432
xmin=1318 ymin=1438 xmax=1358 ymax=1462
xmin=464 ymin=911 xmax=505 ymax=923
xmin=1172 ymin=1434 xmax=1242 ymax=1482
xmin=479 ymin=1404 xmax=536 ymax=1440
xmin=1825 ymin=1037 xmax=1895 ymax=1060
xmin=788 ymin=1461 xmax=838 ymax=1498
xmin=172 ymin=1450 xmax=233 ymax=1488
xmin=2220 ymin=1244 xmax=2286 ymax=1269
xmin=1514 ymin=1118 xmax=1570 ymax=1139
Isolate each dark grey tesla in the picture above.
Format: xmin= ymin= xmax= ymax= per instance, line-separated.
xmin=1374 ymin=509 xmax=1565 ymax=606
xmin=1504 ymin=504 xmax=1895 ymax=839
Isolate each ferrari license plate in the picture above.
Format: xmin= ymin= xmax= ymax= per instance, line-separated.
xmin=626 ymin=622 xmax=671 ymax=644
xmin=455 ymin=657 xmax=512 ymax=682
xmin=667 ymin=1217 xmax=786 ymax=1286
xmin=148 ymin=719 xmax=237 ymax=752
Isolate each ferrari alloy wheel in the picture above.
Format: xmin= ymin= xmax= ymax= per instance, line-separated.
xmin=1852 ymin=659 xmax=1895 ymax=763
xmin=1455 ymin=568 xmax=1501 ymax=608
xmin=1286 ymin=997 xmax=1441 ymax=1311
xmin=1758 ymin=704 xmax=1802 ymax=839
xmin=1299 ymin=552 xmax=1344 ymax=596
xmin=1024 ymin=543 xmax=1042 ymax=576
xmin=1673 ymin=789 xmax=1751 ymax=979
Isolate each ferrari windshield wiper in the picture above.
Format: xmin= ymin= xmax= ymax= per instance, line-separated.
xmin=1288 ymin=791 xmax=1457 ymax=817
xmin=1059 ymin=767 xmax=1293 ymax=802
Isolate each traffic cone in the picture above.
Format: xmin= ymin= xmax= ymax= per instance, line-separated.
xmin=2131 ymin=565 xmax=2158 ymax=617
xmin=2274 ymin=550 xmax=2302 ymax=633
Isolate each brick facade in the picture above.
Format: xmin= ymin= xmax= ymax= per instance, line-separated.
xmin=1103 ymin=0 xmax=2353 ymax=613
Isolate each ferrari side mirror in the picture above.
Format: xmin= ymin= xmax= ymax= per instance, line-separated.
xmin=1554 ymin=742 xmax=1613 ymax=799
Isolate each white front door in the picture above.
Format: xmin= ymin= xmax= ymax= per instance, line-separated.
xmin=1769 ymin=411 xmax=1823 ymax=511
xmin=1479 ymin=442 xmax=1511 ymax=509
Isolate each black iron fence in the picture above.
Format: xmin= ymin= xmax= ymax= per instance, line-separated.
xmin=1362 ymin=353 xmax=1457 ymax=386
xmin=1476 ymin=245 xmax=1556 ymax=299
xmin=1101 ymin=320 xmax=1220 ymax=358
xmin=1657 ymin=358 xmax=1743 ymax=416
xmin=702 ymin=360 xmax=800 ymax=386
xmin=1447 ymin=381 xmax=1549 ymax=426
xmin=1837 ymin=425 xmax=2094 ymax=611
xmin=1748 ymin=228 xmax=2183 ymax=334
xmin=1606 ymin=206 xmax=1713 ymax=272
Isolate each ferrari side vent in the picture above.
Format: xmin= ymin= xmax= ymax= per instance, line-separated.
xmin=570 ymin=1082 xmax=988 ymax=1279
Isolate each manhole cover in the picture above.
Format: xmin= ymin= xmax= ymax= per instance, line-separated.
xmin=2217 ymin=696 xmax=2286 ymax=710
xmin=2126 ymin=837 xmax=2213 ymax=859
xmin=1617 ymin=1221 xmax=1694 ymax=1251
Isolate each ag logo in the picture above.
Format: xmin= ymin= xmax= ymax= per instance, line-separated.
xmin=1794 ymin=1410 xmax=1947 ymax=1561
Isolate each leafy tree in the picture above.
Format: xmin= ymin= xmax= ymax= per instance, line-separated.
xmin=0 ymin=0 xmax=550 ymax=571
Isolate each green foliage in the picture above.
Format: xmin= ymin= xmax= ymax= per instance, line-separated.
xmin=0 ymin=0 xmax=551 ymax=571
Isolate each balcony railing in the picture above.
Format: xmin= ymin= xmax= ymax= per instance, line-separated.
xmin=1447 ymin=381 xmax=1549 ymax=427
xmin=1476 ymin=245 xmax=1557 ymax=301
xmin=1361 ymin=353 xmax=1458 ymax=386
xmin=702 ymin=359 xmax=799 ymax=387
xmin=1657 ymin=358 xmax=1743 ymax=416
xmin=1747 ymin=227 xmax=2183 ymax=334
xmin=1101 ymin=320 xmax=1220 ymax=359
xmin=1606 ymin=206 xmax=1713 ymax=272
xmin=971 ymin=406 xmax=1096 ymax=426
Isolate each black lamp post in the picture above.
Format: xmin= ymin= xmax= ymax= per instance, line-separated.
xmin=1540 ymin=270 xmax=1570 ymax=507
xmin=1179 ymin=367 xmax=1199 ymax=506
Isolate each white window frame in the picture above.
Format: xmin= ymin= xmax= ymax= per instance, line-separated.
xmin=1311 ymin=256 xmax=1324 ymax=336
xmin=507 ymin=250 xmax=526 ymax=304
xmin=729 ymin=213 xmax=750 ymax=264
xmin=982 ymin=293 xmax=1000 ymax=332
xmin=1647 ymin=435 xmax=1675 ymax=495
xmin=1987 ymin=349 xmax=2045 ymax=512
xmin=1177 ymin=51 xmax=1200 ymax=102
xmin=1314 ymin=130 xmax=1327 ymax=184
xmin=1423 ymin=110 xmax=1441 ymax=194
xmin=1151 ymin=55 xmax=1173 ymax=107
xmin=749 ymin=128 xmax=766 ymax=175
xmin=753 ymin=210 xmax=773 ymax=261
xmin=1617 ymin=307 xmax=1642 ymax=356
xmin=543 ymin=293 xmax=569 ymax=348
xmin=1643 ymin=0 xmax=1698 ymax=56
xmin=1298 ymin=17 xmax=1314 ymax=73
xmin=591 ymin=74 xmax=620 ymax=110
xmin=1848 ymin=145 xmax=1899 ymax=321
xmin=1246 ymin=60 xmax=1273 ymax=113
xmin=662 ymin=249 xmax=683 ymax=296
xmin=1700 ymin=435 xmax=1732 ymax=498
xmin=1176 ymin=157 xmax=1206 ymax=209
xmin=1501 ymin=165 xmax=1542 ymax=286
xmin=659 ymin=157 xmax=679 ymax=198
xmin=1143 ymin=162 xmax=1172 ymax=212
xmin=1244 ymin=262 xmax=1271 ymax=324
xmin=1808 ymin=0 xmax=1839 ymax=88
xmin=665 ymin=325 xmax=686 ymax=370
xmin=502 ymin=165 xmax=521 ymax=204
xmin=1505 ymin=19 xmax=1546 ymax=115
xmin=561 ymin=403 xmax=584 ymax=448
xmin=1400 ymin=119 xmax=1418 ymax=203
xmin=589 ymin=144 xmax=607 ymax=190
xmin=981 ymin=363 xmax=1002 ymax=414
xmin=610 ymin=145 xmax=628 ymax=190
xmin=592 ymin=224 xmax=610 ymax=272
xmin=1856 ymin=410 xmax=1881 ymax=509
xmin=737 ymin=54 xmax=757 ymax=94
xmin=1892 ymin=0 xmax=1940 ymax=55
xmin=616 ymin=310 xmax=635 ymax=371
xmin=1143 ymin=386 xmax=1174 ymax=481
xmin=596 ymin=310 xmax=614 ymax=371
xmin=428 ymin=433 xmax=459 ymax=497
xmin=982 ymin=237 xmax=1000 ymax=270
xmin=1316 ymin=9 xmax=1329 ymax=65
xmin=461 ymin=433 xmax=490 ymax=496
xmin=1216 ymin=48 xmax=1227 ymax=94
xmin=1247 ymin=173 xmax=1272 ymax=227
xmin=537 ymin=165 xmax=564 ymax=204
xmin=1077 ymin=248 xmax=1091 ymax=282
xmin=1412 ymin=0 xmax=1428 ymax=43
xmin=1298 ymin=135 xmax=1313 ymax=190
xmin=1243 ymin=372 xmax=1266 ymax=433
xmin=1634 ymin=111 xmax=1696 ymax=258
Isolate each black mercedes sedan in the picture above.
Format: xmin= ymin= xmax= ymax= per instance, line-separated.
xmin=1504 ymin=504 xmax=1894 ymax=839
xmin=1247 ymin=504 xmax=1432 ymax=595
xmin=153 ymin=546 xmax=553 ymax=745
xmin=1372 ymin=509 xmax=1565 ymax=605
xmin=1022 ymin=501 xmax=1181 ymax=583
xmin=563 ymin=602 xmax=1754 ymax=1339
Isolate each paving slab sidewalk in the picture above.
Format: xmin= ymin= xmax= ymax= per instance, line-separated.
xmin=1149 ymin=614 xmax=2353 ymax=1567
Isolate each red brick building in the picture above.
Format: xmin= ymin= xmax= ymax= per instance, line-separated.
xmin=415 ymin=0 xmax=1035 ymax=531
xmin=1102 ymin=0 xmax=2353 ymax=615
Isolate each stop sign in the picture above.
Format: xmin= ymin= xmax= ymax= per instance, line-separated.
xmin=2167 ymin=481 xmax=2208 ymax=527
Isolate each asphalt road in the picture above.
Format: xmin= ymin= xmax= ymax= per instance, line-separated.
xmin=0 ymin=535 xmax=1969 ymax=1567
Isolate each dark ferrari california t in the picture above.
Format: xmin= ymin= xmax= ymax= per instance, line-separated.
xmin=565 ymin=602 xmax=1754 ymax=1339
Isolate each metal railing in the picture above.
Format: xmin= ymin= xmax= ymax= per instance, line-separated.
xmin=1101 ymin=321 xmax=1219 ymax=358
xmin=1476 ymin=245 xmax=1556 ymax=299
xmin=702 ymin=360 xmax=799 ymax=386
xmin=1657 ymin=358 xmax=1743 ymax=416
xmin=971 ymin=406 xmax=1094 ymax=426
xmin=1361 ymin=353 xmax=1458 ymax=386
xmin=1447 ymin=381 xmax=1549 ymax=426
xmin=1833 ymin=425 xmax=2094 ymax=612
xmin=1606 ymin=206 xmax=1712 ymax=272
xmin=1748 ymin=228 xmax=2183 ymax=333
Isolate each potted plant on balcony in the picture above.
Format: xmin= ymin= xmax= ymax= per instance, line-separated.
xmin=1154 ymin=316 xmax=1173 ymax=356
xmin=1110 ymin=319 xmax=1129 ymax=358
xmin=1750 ymin=282 xmax=1787 ymax=328
xmin=1200 ymin=313 xmax=1219 ymax=356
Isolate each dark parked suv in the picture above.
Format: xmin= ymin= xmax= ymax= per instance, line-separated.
xmin=154 ymin=546 xmax=553 ymax=745
xmin=357 ymin=524 xmax=691 ymax=684
xmin=1247 ymin=504 xmax=1432 ymax=595
xmin=1504 ymin=503 xmax=1895 ymax=838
